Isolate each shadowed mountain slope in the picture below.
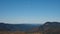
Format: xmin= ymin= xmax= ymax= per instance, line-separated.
xmin=0 ymin=23 xmax=41 ymax=31
xmin=39 ymin=22 xmax=60 ymax=34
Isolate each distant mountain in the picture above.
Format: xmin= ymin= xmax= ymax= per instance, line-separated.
xmin=0 ymin=22 xmax=60 ymax=34
xmin=39 ymin=22 xmax=60 ymax=34
xmin=27 ymin=22 xmax=60 ymax=34
xmin=0 ymin=22 xmax=41 ymax=31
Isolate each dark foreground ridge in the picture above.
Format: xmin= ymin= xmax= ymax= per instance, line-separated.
xmin=39 ymin=22 xmax=60 ymax=34
xmin=0 ymin=22 xmax=60 ymax=34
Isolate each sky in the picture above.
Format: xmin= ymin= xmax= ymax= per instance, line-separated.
xmin=0 ymin=0 xmax=60 ymax=24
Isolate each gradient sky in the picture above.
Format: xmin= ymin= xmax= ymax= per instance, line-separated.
xmin=0 ymin=0 xmax=60 ymax=24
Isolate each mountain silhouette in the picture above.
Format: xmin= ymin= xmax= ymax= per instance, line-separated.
xmin=0 ymin=22 xmax=60 ymax=34
xmin=0 ymin=22 xmax=40 ymax=31
xmin=39 ymin=22 xmax=60 ymax=34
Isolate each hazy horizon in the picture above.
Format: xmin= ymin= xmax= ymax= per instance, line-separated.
xmin=0 ymin=0 xmax=60 ymax=24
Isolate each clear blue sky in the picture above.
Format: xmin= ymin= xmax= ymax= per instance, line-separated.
xmin=0 ymin=0 xmax=60 ymax=24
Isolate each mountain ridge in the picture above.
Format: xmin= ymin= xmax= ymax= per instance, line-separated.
xmin=0 ymin=22 xmax=60 ymax=34
xmin=0 ymin=22 xmax=41 ymax=31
